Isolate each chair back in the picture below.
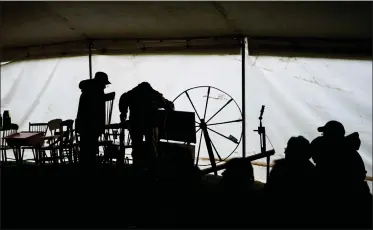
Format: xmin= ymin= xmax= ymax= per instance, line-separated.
xmin=74 ymin=119 xmax=80 ymax=144
xmin=101 ymin=123 xmax=124 ymax=164
xmin=104 ymin=92 xmax=115 ymax=125
xmin=46 ymin=119 xmax=63 ymax=136
xmin=59 ymin=120 xmax=74 ymax=146
xmin=29 ymin=122 xmax=48 ymax=135
xmin=0 ymin=124 xmax=19 ymax=147
xmin=102 ymin=123 xmax=121 ymax=142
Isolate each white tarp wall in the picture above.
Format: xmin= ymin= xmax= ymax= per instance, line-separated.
xmin=1 ymin=54 xmax=371 ymax=190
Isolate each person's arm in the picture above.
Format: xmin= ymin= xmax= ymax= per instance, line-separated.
xmin=154 ymin=90 xmax=175 ymax=111
xmin=119 ymin=92 xmax=129 ymax=123
xmin=164 ymin=98 xmax=175 ymax=111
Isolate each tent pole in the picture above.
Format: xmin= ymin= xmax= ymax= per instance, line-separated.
xmin=88 ymin=40 xmax=93 ymax=79
xmin=241 ymin=37 xmax=246 ymax=158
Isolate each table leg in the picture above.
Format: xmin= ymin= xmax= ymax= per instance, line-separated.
xmin=19 ymin=147 xmax=23 ymax=164
xmin=13 ymin=147 xmax=22 ymax=164
xmin=38 ymin=148 xmax=43 ymax=165
xmin=34 ymin=148 xmax=39 ymax=165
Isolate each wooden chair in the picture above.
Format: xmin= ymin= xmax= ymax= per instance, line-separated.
xmin=105 ymin=92 xmax=115 ymax=125
xmin=22 ymin=122 xmax=48 ymax=162
xmin=98 ymin=92 xmax=115 ymax=160
xmin=57 ymin=120 xmax=74 ymax=164
xmin=0 ymin=124 xmax=19 ymax=164
xmin=72 ymin=119 xmax=80 ymax=163
xmin=39 ymin=119 xmax=62 ymax=164
xmin=100 ymin=124 xmax=126 ymax=165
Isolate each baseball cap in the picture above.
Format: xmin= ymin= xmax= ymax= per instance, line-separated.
xmin=317 ymin=120 xmax=345 ymax=137
xmin=94 ymin=72 xmax=111 ymax=85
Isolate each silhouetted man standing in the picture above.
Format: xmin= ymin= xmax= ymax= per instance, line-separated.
xmin=119 ymin=82 xmax=174 ymax=170
xmin=76 ymin=72 xmax=111 ymax=167
xmin=266 ymin=136 xmax=316 ymax=227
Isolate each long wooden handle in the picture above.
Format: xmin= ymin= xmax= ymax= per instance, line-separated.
xmin=201 ymin=149 xmax=275 ymax=175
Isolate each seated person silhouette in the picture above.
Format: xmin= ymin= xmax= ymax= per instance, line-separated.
xmin=218 ymin=158 xmax=255 ymax=192
xmin=119 ymin=82 xmax=174 ymax=171
xmin=76 ymin=72 xmax=110 ymax=168
xmin=312 ymin=121 xmax=367 ymax=191
xmin=266 ymin=136 xmax=315 ymax=194
xmin=311 ymin=121 xmax=371 ymax=228
xmin=266 ymin=136 xmax=316 ymax=227
xmin=213 ymin=158 xmax=262 ymax=227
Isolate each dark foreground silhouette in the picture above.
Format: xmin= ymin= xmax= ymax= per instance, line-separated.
xmin=2 ymin=108 xmax=372 ymax=230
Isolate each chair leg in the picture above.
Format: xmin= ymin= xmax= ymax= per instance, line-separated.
xmin=44 ymin=150 xmax=51 ymax=164
xmin=67 ymin=147 xmax=73 ymax=164
xmin=52 ymin=150 xmax=59 ymax=165
xmin=59 ymin=150 xmax=65 ymax=164
xmin=43 ymin=150 xmax=49 ymax=164
xmin=3 ymin=149 xmax=8 ymax=163
xmin=31 ymin=149 xmax=36 ymax=162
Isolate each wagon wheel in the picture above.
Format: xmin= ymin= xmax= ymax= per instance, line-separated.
xmin=173 ymin=86 xmax=243 ymax=167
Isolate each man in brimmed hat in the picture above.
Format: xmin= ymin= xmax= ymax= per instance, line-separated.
xmin=76 ymin=71 xmax=111 ymax=167
xmin=94 ymin=71 xmax=111 ymax=85
xmin=313 ymin=120 xmax=371 ymax=227
xmin=317 ymin=120 xmax=345 ymax=138
xmin=313 ymin=120 xmax=368 ymax=189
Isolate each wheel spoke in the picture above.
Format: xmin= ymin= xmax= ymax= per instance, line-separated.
xmin=195 ymin=131 xmax=203 ymax=165
xmin=207 ymin=119 xmax=242 ymax=126
xmin=185 ymin=91 xmax=201 ymax=121
xmin=203 ymin=87 xmax=211 ymax=119
xmin=207 ymin=127 xmax=238 ymax=144
xmin=210 ymin=139 xmax=222 ymax=161
xmin=206 ymin=99 xmax=233 ymax=124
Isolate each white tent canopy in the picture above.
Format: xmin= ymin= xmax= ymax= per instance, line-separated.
xmin=0 ymin=2 xmax=371 ymax=190
xmin=1 ymin=1 xmax=371 ymax=61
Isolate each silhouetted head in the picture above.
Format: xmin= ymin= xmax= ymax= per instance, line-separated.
xmin=138 ymin=82 xmax=152 ymax=89
xmin=285 ymin=136 xmax=311 ymax=160
xmin=94 ymin=72 xmax=111 ymax=86
xmin=345 ymin=132 xmax=361 ymax=150
xmin=222 ymin=158 xmax=254 ymax=184
xmin=317 ymin=120 xmax=345 ymax=138
xmin=310 ymin=136 xmax=323 ymax=164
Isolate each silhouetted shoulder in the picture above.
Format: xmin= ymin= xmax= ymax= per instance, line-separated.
xmin=79 ymin=79 xmax=102 ymax=94
xmin=119 ymin=91 xmax=131 ymax=105
xmin=79 ymin=79 xmax=93 ymax=89
xmin=119 ymin=91 xmax=128 ymax=99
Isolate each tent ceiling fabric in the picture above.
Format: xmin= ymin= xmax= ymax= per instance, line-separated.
xmin=1 ymin=1 xmax=372 ymax=61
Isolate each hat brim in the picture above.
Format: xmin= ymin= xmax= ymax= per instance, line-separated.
xmin=317 ymin=126 xmax=325 ymax=132
xmin=105 ymin=80 xmax=111 ymax=85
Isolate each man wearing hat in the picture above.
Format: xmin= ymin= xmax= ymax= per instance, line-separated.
xmin=76 ymin=72 xmax=111 ymax=167
xmin=314 ymin=120 xmax=366 ymax=178
xmin=317 ymin=120 xmax=346 ymax=138
xmin=311 ymin=121 xmax=371 ymax=226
